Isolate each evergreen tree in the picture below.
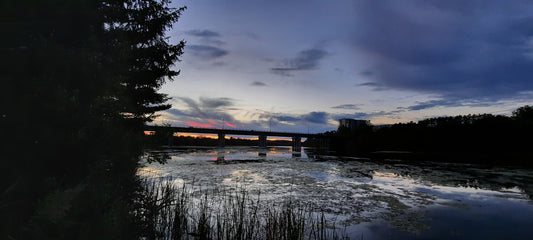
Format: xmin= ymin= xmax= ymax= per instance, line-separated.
xmin=0 ymin=1 xmax=185 ymax=238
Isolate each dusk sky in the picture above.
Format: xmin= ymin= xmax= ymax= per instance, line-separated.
xmin=155 ymin=0 xmax=533 ymax=133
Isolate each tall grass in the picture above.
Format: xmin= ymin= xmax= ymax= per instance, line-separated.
xmin=133 ymin=178 xmax=349 ymax=240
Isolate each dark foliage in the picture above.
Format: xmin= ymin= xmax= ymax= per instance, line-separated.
xmin=326 ymin=106 xmax=533 ymax=166
xmin=0 ymin=0 xmax=184 ymax=238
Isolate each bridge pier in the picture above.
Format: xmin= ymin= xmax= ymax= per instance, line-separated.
xmin=258 ymin=135 xmax=267 ymax=148
xmin=292 ymin=136 xmax=301 ymax=156
xmin=218 ymin=133 xmax=225 ymax=147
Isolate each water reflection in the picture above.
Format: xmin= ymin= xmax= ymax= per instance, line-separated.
xmin=216 ymin=150 xmax=225 ymax=161
xmin=140 ymin=146 xmax=533 ymax=239
xmin=193 ymin=146 xmax=308 ymax=162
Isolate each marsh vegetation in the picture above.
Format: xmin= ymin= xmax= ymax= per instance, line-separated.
xmin=134 ymin=178 xmax=349 ymax=240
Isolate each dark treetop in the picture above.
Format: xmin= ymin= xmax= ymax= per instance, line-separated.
xmin=1 ymin=1 xmax=185 ymax=239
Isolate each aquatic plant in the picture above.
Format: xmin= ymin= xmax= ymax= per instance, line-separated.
xmin=134 ymin=178 xmax=349 ymax=240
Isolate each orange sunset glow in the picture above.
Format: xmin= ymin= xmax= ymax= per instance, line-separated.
xmin=174 ymin=132 xmax=292 ymax=141
xmin=176 ymin=132 xmax=219 ymax=139
xmin=225 ymin=121 xmax=236 ymax=128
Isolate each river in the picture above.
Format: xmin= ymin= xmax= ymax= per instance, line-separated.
xmin=139 ymin=146 xmax=533 ymax=239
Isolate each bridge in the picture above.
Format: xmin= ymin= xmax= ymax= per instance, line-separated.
xmin=145 ymin=125 xmax=329 ymax=154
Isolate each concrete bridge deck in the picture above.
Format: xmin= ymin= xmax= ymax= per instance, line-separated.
xmin=145 ymin=125 xmax=329 ymax=154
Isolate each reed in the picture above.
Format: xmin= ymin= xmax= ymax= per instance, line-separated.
xmin=134 ymin=178 xmax=350 ymax=240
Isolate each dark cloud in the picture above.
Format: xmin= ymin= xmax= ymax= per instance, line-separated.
xmin=271 ymin=48 xmax=328 ymax=76
xmin=340 ymin=112 xmax=372 ymax=120
xmin=200 ymin=97 xmax=233 ymax=108
xmin=301 ymin=112 xmax=328 ymax=124
xmin=356 ymin=82 xmax=388 ymax=91
xmin=186 ymin=29 xmax=221 ymax=38
xmin=334 ymin=109 xmax=405 ymax=121
xmin=178 ymin=97 xmax=202 ymax=115
xmin=351 ymin=1 xmax=533 ymax=101
xmin=359 ymin=70 xmax=374 ymax=76
xmin=273 ymin=115 xmax=300 ymax=123
xmin=165 ymin=108 xmax=189 ymax=117
xmin=267 ymin=111 xmax=329 ymax=125
xmin=186 ymin=29 xmax=225 ymax=46
xmin=251 ymin=81 xmax=268 ymax=87
xmin=402 ymin=98 xmax=499 ymax=111
xmin=176 ymin=97 xmax=237 ymax=123
xmin=188 ymin=45 xmax=228 ymax=60
xmin=403 ymin=100 xmax=459 ymax=111
xmin=357 ymin=82 xmax=380 ymax=87
xmin=331 ymin=104 xmax=360 ymax=110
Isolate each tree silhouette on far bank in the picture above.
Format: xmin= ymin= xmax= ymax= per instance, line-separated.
xmin=324 ymin=106 xmax=533 ymax=166
xmin=513 ymin=105 xmax=533 ymax=122
xmin=1 ymin=1 xmax=185 ymax=239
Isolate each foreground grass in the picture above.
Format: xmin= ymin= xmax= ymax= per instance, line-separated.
xmin=133 ymin=179 xmax=350 ymax=240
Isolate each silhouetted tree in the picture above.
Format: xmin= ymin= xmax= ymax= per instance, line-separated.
xmin=1 ymin=1 xmax=185 ymax=239
xmin=513 ymin=105 xmax=533 ymax=122
xmin=328 ymin=107 xmax=533 ymax=166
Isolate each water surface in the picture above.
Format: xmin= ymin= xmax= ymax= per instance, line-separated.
xmin=139 ymin=146 xmax=533 ymax=239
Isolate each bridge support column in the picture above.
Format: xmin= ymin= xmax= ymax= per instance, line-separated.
xmin=258 ymin=135 xmax=267 ymax=148
xmin=292 ymin=136 xmax=301 ymax=156
xmin=218 ymin=133 xmax=225 ymax=147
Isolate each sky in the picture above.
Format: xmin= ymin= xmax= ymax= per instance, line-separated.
xmin=156 ymin=0 xmax=533 ymax=133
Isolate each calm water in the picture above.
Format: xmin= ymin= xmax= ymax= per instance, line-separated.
xmin=139 ymin=146 xmax=533 ymax=240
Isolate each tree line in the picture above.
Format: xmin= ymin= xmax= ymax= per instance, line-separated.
xmin=1 ymin=1 xmax=184 ymax=239
xmin=320 ymin=106 xmax=533 ymax=166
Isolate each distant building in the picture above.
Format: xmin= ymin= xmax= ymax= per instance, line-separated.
xmin=339 ymin=119 xmax=370 ymax=131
